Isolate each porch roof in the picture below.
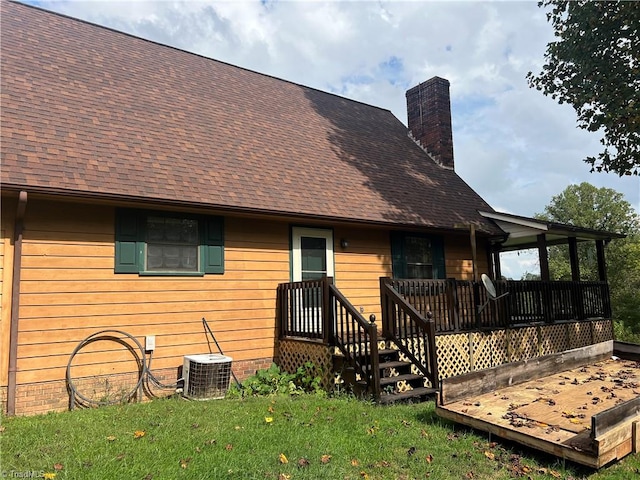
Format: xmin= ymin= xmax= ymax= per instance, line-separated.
xmin=479 ymin=211 xmax=625 ymax=252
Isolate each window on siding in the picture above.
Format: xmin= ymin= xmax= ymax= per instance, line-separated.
xmin=391 ymin=232 xmax=445 ymax=279
xmin=115 ymin=209 xmax=224 ymax=275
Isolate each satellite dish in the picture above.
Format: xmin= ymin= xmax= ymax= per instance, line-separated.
xmin=477 ymin=274 xmax=509 ymax=314
xmin=481 ymin=274 xmax=497 ymax=300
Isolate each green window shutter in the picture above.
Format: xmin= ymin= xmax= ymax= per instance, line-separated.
xmin=390 ymin=232 xmax=406 ymax=279
xmin=115 ymin=210 xmax=143 ymax=273
xmin=203 ymin=216 xmax=224 ymax=274
xmin=432 ymin=235 xmax=446 ymax=279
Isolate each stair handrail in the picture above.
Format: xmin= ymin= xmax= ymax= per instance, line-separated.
xmin=380 ymin=278 xmax=439 ymax=389
xmin=329 ymin=283 xmax=380 ymax=400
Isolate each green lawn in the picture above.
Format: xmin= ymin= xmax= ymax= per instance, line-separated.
xmin=1 ymin=395 xmax=638 ymax=479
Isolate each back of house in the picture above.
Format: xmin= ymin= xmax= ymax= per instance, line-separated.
xmin=0 ymin=0 xmax=525 ymax=415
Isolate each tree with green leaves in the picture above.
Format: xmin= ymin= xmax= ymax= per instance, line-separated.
xmin=527 ymin=1 xmax=640 ymax=176
xmin=536 ymin=182 xmax=640 ymax=337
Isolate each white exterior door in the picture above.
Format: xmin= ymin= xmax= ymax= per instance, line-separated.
xmin=292 ymin=227 xmax=334 ymax=282
xmin=291 ymin=227 xmax=334 ymax=333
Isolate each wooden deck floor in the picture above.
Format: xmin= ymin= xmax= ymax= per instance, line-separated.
xmin=436 ymin=343 xmax=640 ymax=468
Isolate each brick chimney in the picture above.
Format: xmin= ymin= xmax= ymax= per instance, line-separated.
xmin=406 ymin=77 xmax=454 ymax=170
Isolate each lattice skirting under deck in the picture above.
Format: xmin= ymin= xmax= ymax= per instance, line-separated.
xmin=435 ymin=319 xmax=613 ymax=379
xmin=277 ymin=339 xmax=334 ymax=390
xmin=276 ymin=320 xmax=613 ymax=388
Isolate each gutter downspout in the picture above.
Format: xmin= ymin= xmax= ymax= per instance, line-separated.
xmin=7 ymin=191 xmax=27 ymax=416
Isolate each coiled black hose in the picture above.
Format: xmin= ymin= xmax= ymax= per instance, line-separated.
xmin=66 ymin=329 xmax=179 ymax=410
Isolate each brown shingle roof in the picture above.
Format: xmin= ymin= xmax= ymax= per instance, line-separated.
xmin=1 ymin=1 xmax=500 ymax=234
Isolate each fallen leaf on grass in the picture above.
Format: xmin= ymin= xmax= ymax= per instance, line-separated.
xmin=53 ymin=463 xmax=64 ymax=471
xmin=360 ymin=471 xmax=370 ymax=479
xmin=484 ymin=451 xmax=495 ymax=460
xmin=538 ymin=467 xmax=562 ymax=477
xmin=278 ymin=474 xmax=291 ymax=480
xmin=279 ymin=453 xmax=288 ymax=464
xmin=425 ymin=454 xmax=433 ymax=463
xmin=134 ymin=430 xmax=146 ymax=439
xmin=205 ymin=439 xmax=217 ymax=445
xmin=268 ymin=405 xmax=275 ymax=413
xmin=191 ymin=423 xmax=199 ymax=429
xmin=351 ymin=459 xmax=360 ymax=466
xmin=142 ymin=474 xmax=153 ymax=480
xmin=116 ymin=453 xmax=126 ymax=461
xmin=42 ymin=474 xmax=56 ymax=480
xmin=376 ymin=460 xmax=391 ymax=467
xmin=234 ymin=425 xmax=242 ymax=430
xmin=180 ymin=458 xmax=191 ymax=469
xmin=298 ymin=457 xmax=310 ymax=468
xmin=420 ymin=429 xmax=428 ymax=438
xmin=0 ymin=426 xmax=5 ymax=433
xmin=225 ymin=444 xmax=233 ymax=451
xmin=320 ymin=454 xmax=332 ymax=464
xmin=106 ymin=435 xmax=116 ymax=442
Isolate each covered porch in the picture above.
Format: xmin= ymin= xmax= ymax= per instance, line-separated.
xmin=275 ymin=276 xmax=614 ymax=403
xmin=275 ymin=213 xmax=622 ymax=403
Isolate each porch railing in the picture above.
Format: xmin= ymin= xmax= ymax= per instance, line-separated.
xmin=382 ymin=277 xmax=612 ymax=334
xmin=380 ymin=279 xmax=438 ymax=389
xmin=276 ymin=277 xmax=380 ymax=398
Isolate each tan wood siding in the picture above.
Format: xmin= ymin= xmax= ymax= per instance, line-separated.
xmin=0 ymin=197 xmax=16 ymax=386
xmin=15 ymin=199 xmax=289 ymax=386
xmin=444 ymin=235 xmax=490 ymax=280
xmin=334 ymin=227 xmax=391 ymax=322
xmin=333 ymin=228 xmax=486 ymax=321
xmin=8 ymin=196 xmax=492 ymax=392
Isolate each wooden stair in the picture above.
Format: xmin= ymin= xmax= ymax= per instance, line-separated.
xmin=334 ymin=347 xmax=437 ymax=404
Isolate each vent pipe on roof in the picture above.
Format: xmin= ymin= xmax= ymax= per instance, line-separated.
xmin=406 ymin=77 xmax=454 ymax=170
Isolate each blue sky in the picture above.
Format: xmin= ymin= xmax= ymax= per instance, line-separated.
xmin=25 ymin=0 xmax=639 ymax=278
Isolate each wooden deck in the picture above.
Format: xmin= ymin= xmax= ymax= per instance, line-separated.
xmin=436 ymin=341 xmax=640 ymax=468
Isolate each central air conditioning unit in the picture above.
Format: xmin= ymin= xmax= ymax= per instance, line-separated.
xmin=183 ymin=354 xmax=233 ymax=400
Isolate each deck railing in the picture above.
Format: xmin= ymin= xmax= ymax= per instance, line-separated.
xmin=382 ymin=277 xmax=612 ymax=334
xmin=276 ymin=278 xmax=329 ymax=342
xmin=276 ymin=277 xmax=380 ymax=398
xmin=380 ymin=279 xmax=439 ymax=388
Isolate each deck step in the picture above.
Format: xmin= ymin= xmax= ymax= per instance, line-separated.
xmin=379 ymin=373 xmax=424 ymax=387
xmin=378 ymin=360 xmax=412 ymax=371
xmin=335 ymin=349 xmax=398 ymax=359
xmin=378 ymin=387 xmax=437 ymax=405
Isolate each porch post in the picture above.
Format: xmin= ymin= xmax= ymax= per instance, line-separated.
xmin=568 ymin=237 xmax=580 ymax=281
xmin=379 ymin=277 xmax=391 ymax=338
xmin=537 ymin=234 xmax=552 ymax=322
xmin=322 ymin=277 xmax=333 ymax=345
xmin=537 ymin=234 xmax=550 ymax=281
xmin=595 ymin=240 xmax=611 ymax=318
xmin=596 ymin=240 xmax=608 ymax=282
xmin=470 ymin=224 xmax=478 ymax=282
xmin=568 ymin=237 xmax=583 ymax=320
xmin=492 ymin=249 xmax=502 ymax=280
